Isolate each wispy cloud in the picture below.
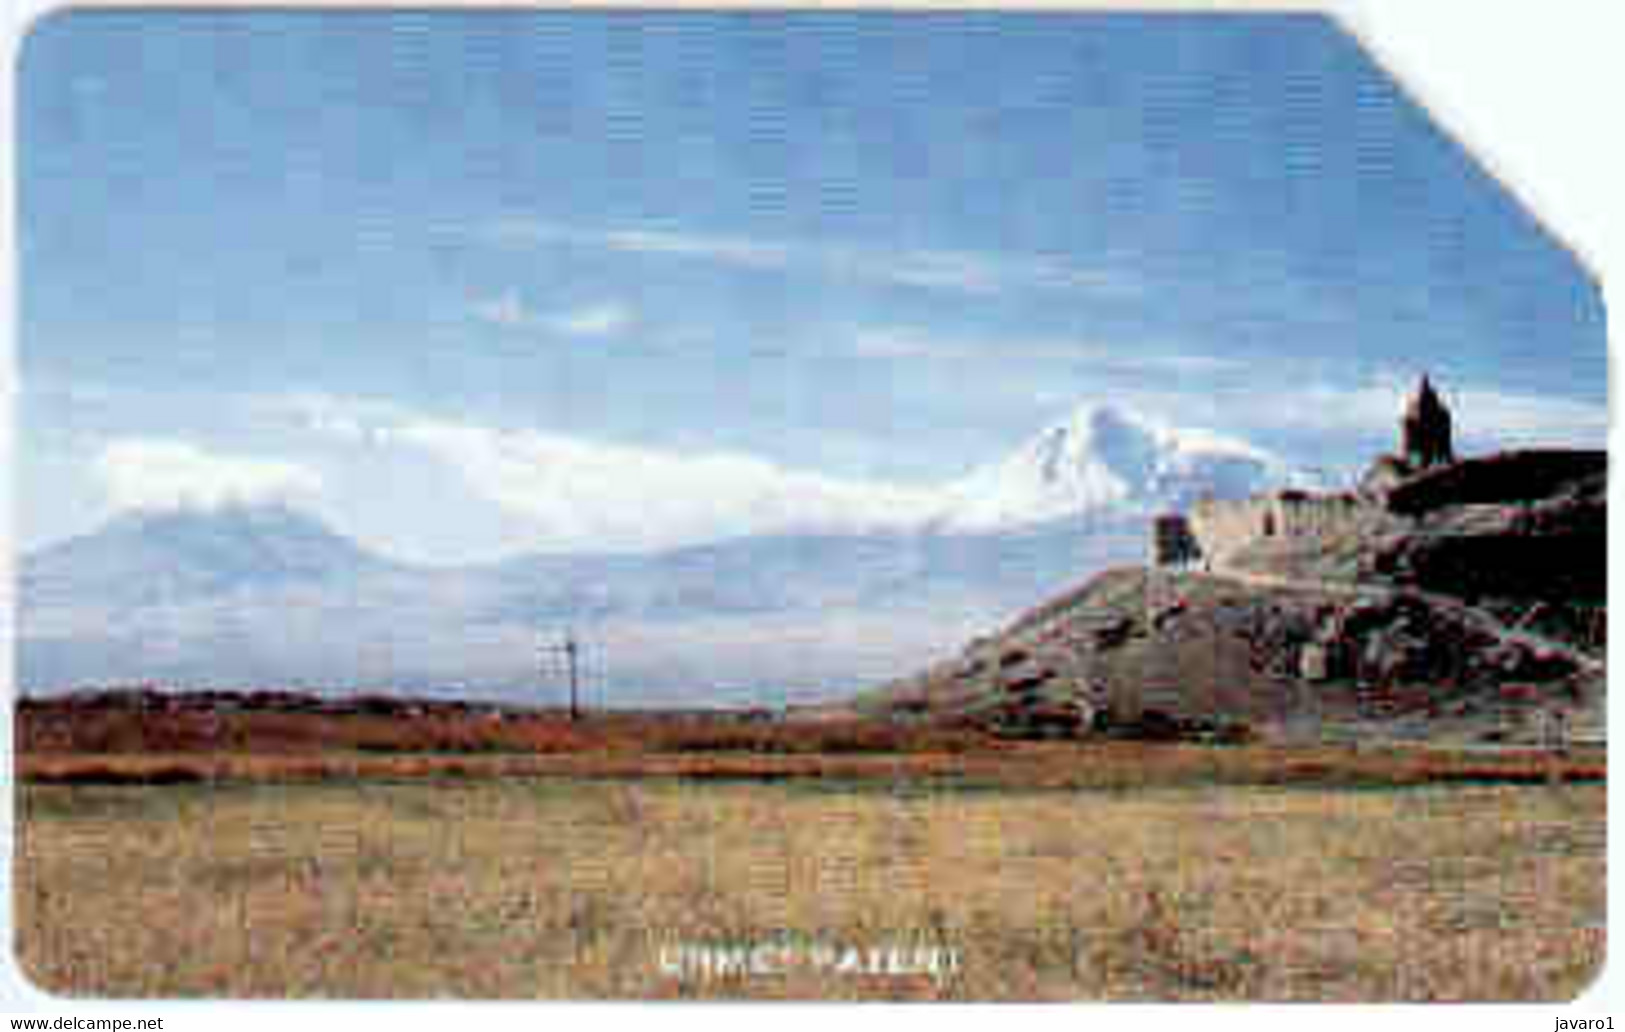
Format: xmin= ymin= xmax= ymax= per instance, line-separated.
xmin=1118 ymin=369 xmax=1610 ymax=454
xmin=855 ymin=248 xmax=1138 ymax=298
xmin=1450 ymin=384 xmax=1611 ymax=448
xmin=849 ymin=326 xmax=1237 ymax=375
xmin=270 ymin=392 xmax=414 ymax=446
xmin=472 ymin=289 xmax=633 ymax=338
xmin=598 ymin=228 xmax=791 ymax=270
xmin=552 ymin=302 xmax=633 ymax=337
xmin=1251 ymin=372 xmax=1608 ymax=449
xmin=94 ymin=438 xmax=322 ymax=513
xmin=472 ymin=289 xmax=533 ymax=328
xmin=484 ymin=218 xmax=1141 ymax=299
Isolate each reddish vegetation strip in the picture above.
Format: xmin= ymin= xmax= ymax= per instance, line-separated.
xmin=16 ymin=750 xmax=1605 ymax=789
xmin=15 ymin=750 xmax=975 ymax=786
xmin=15 ymin=693 xmax=1603 ymax=789
xmin=16 ymin=700 xmax=994 ymax=759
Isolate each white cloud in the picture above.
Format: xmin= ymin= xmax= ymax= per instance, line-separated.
xmin=386 ymin=418 xmax=943 ymax=553
xmin=273 ymin=368 xmax=1606 ymax=558
xmin=94 ymin=439 xmax=322 ymax=513
xmin=275 ymin=394 xmax=947 ymax=551
xmin=484 ymin=218 xmax=1140 ymax=299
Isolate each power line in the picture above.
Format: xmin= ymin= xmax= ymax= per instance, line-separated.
xmin=539 ymin=630 xmax=583 ymax=720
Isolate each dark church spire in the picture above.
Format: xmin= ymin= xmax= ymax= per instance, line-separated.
xmin=1402 ymin=373 xmax=1454 ymax=470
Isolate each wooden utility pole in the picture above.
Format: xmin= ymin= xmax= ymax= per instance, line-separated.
xmin=540 ymin=631 xmax=583 ymax=720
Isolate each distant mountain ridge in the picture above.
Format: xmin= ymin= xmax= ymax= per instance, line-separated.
xmin=25 ymin=503 xmax=395 ymax=600
xmin=19 ymin=402 xmax=1310 ymax=703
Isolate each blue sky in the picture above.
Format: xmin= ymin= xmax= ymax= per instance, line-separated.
xmin=18 ymin=11 xmax=1607 ymax=563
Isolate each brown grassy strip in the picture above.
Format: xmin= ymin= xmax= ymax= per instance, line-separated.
xmin=16 ymin=705 xmax=996 ymax=757
xmin=16 ymin=740 xmax=1604 ymax=789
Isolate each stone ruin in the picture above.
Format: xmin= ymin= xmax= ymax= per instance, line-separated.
xmin=1148 ymin=374 xmax=1582 ymax=571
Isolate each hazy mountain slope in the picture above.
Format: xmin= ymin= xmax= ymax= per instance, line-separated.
xmin=22 ymin=503 xmax=397 ymax=608
xmin=17 ymin=504 xmax=1146 ymax=701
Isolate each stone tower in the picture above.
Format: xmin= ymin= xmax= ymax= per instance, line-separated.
xmin=1401 ymin=374 xmax=1454 ymax=470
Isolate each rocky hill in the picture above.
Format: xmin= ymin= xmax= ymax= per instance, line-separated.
xmin=859 ymin=454 xmax=1605 ymax=746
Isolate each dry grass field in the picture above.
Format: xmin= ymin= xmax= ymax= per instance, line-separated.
xmin=16 ymin=775 xmax=1604 ymax=1001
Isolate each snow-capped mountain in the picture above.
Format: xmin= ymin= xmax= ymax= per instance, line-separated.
xmin=935 ymin=403 xmax=1296 ymax=533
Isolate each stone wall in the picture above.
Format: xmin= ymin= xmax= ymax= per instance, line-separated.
xmin=1186 ymin=497 xmax=1271 ymax=564
xmin=1175 ymin=449 xmax=1605 ymax=571
xmin=1187 ymin=490 xmax=1367 ymax=566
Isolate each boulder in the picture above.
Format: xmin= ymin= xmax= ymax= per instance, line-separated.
xmin=1358 ymin=625 xmax=1448 ymax=685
